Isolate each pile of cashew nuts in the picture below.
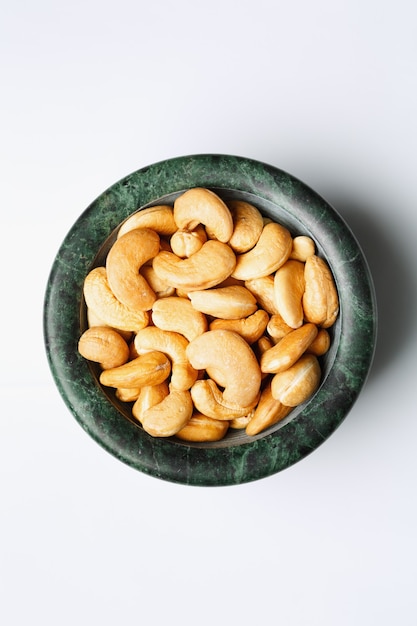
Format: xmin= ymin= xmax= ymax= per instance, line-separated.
xmin=78 ymin=187 xmax=339 ymax=442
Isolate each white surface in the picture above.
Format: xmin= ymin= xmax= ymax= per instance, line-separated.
xmin=1 ymin=1 xmax=417 ymax=624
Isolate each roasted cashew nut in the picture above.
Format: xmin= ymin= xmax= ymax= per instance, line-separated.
xmin=170 ymin=224 xmax=207 ymax=258
xmin=190 ymin=379 xmax=259 ymax=420
xmin=151 ymin=296 xmax=208 ymax=342
xmin=106 ymin=228 xmax=160 ymax=311
xmin=232 ymin=222 xmax=293 ymax=281
xmin=140 ymin=387 xmax=194 ymax=437
xmin=303 ymin=255 xmax=339 ymax=328
xmin=117 ymin=205 xmax=177 ymax=238
xmin=186 ymin=329 xmax=261 ymax=407
xmin=246 ymin=382 xmax=292 ymax=436
xmin=152 ymin=240 xmax=236 ymax=291
xmin=132 ymin=381 xmax=169 ymax=423
xmin=173 ymin=187 xmax=234 ymax=243
xmin=273 ymin=259 xmax=306 ymax=329
xmin=227 ymin=199 xmax=264 ymax=253
xmin=189 ymin=285 xmax=257 ymax=320
xmin=78 ymin=326 xmax=130 ymax=370
xmin=99 ymin=350 xmax=171 ymax=389
xmin=209 ymin=309 xmax=269 ymax=344
xmin=260 ymin=323 xmax=318 ymax=374
xmin=175 ymin=412 xmax=230 ymax=442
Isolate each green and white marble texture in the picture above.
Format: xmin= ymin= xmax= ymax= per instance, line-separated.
xmin=43 ymin=154 xmax=377 ymax=486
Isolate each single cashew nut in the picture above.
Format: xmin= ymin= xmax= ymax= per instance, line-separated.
xmin=273 ymin=259 xmax=306 ymax=329
xmin=141 ymin=388 xmax=194 ymax=437
xmin=232 ymin=222 xmax=292 ymax=280
xmin=83 ymin=267 xmax=150 ymax=332
xmin=186 ymin=329 xmax=262 ymax=406
xmin=115 ymin=387 xmax=142 ymax=403
xmin=106 ymin=228 xmax=160 ymax=311
xmin=170 ymin=224 xmax=207 ymax=258
xmin=86 ymin=307 xmax=133 ymax=342
xmin=260 ymin=323 xmax=318 ymax=374
xmin=175 ymin=412 xmax=230 ymax=442
xmin=227 ymin=199 xmax=264 ymax=253
xmin=190 ymin=379 xmax=259 ymax=420
xmin=173 ymin=187 xmax=233 ymax=242
xmin=307 ymin=328 xmax=331 ymax=356
xmin=78 ymin=326 xmax=130 ymax=369
xmin=189 ymin=285 xmax=257 ymax=320
xmin=134 ymin=327 xmax=198 ymax=391
xmin=99 ymin=351 xmax=171 ymax=389
xmin=245 ymin=275 xmax=280 ymax=315
xmin=290 ymin=235 xmax=316 ymax=261
xmin=117 ymin=205 xmax=177 ymax=238
xmin=209 ymin=309 xmax=269 ymax=344
xmin=151 ymin=296 xmax=208 ymax=342
xmin=152 ymin=240 xmax=236 ymax=291
xmin=303 ymin=255 xmax=339 ymax=328
xmin=246 ymin=382 xmax=292 ymax=436
xmin=271 ymin=354 xmax=321 ymax=406
xmin=132 ymin=381 xmax=169 ymax=423
xmin=140 ymin=265 xmax=176 ymax=299
xmin=266 ymin=313 xmax=294 ymax=341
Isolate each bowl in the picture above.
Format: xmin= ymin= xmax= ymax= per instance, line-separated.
xmin=43 ymin=154 xmax=377 ymax=486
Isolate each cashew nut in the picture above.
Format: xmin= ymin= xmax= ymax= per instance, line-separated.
xmin=307 ymin=328 xmax=331 ymax=356
xmin=106 ymin=228 xmax=160 ymax=311
xmin=173 ymin=187 xmax=233 ymax=243
xmin=227 ymin=199 xmax=264 ymax=253
xmin=99 ymin=350 xmax=171 ymax=389
xmin=132 ymin=381 xmax=169 ymax=423
xmin=290 ymin=235 xmax=316 ymax=262
xmin=246 ymin=382 xmax=292 ymax=436
xmin=78 ymin=326 xmax=130 ymax=370
xmin=189 ymin=285 xmax=257 ymax=320
xmin=266 ymin=313 xmax=293 ymax=341
xmin=170 ymin=224 xmax=207 ymax=258
xmin=303 ymin=255 xmax=339 ymax=328
xmin=209 ymin=309 xmax=269 ymax=344
xmin=151 ymin=296 xmax=208 ymax=342
xmin=175 ymin=412 xmax=230 ymax=442
xmin=140 ymin=265 xmax=176 ymax=299
xmin=117 ymin=205 xmax=177 ymax=238
xmin=260 ymin=323 xmax=318 ymax=374
xmin=271 ymin=354 xmax=321 ymax=406
xmin=134 ymin=327 xmax=198 ymax=391
xmin=140 ymin=387 xmax=194 ymax=437
xmin=186 ymin=329 xmax=261 ymax=406
xmin=190 ymin=378 xmax=259 ymax=420
xmin=152 ymin=240 xmax=236 ymax=291
xmin=273 ymin=259 xmax=306 ymax=329
xmin=83 ymin=267 xmax=150 ymax=332
xmin=232 ymin=222 xmax=292 ymax=280
xmin=244 ymin=275 xmax=280 ymax=315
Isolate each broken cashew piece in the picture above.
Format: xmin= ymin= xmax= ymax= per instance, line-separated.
xmin=232 ymin=222 xmax=292 ymax=280
xmin=106 ymin=228 xmax=160 ymax=311
xmin=83 ymin=267 xmax=149 ymax=333
xmin=186 ymin=329 xmax=261 ymax=407
xmin=173 ymin=187 xmax=233 ymax=243
xmin=117 ymin=205 xmax=177 ymax=238
xmin=152 ymin=240 xmax=236 ymax=291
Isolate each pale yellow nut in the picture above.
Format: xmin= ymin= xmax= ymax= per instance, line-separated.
xmin=152 ymin=240 xmax=236 ymax=291
xmin=134 ymin=327 xmax=198 ymax=391
xmin=307 ymin=328 xmax=331 ymax=356
xmin=131 ymin=381 xmax=169 ymax=423
xmin=303 ymin=255 xmax=339 ymax=328
xmin=78 ymin=326 xmax=130 ymax=370
xmin=141 ymin=388 xmax=194 ymax=437
xmin=290 ymin=235 xmax=316 ymax=262
xmin=175 ymin=412 xmax=230 ymax=442
xmin=227 ymin=199 xmax=264 ymax=253
xmin=273 ymin=259 xmax=306 ymax=329
xmin=173 ymin=187 xmax=233 ymax=243
xmin=83 ymin=267 xmax=150 ymax=333
xmin=209 ymin=309 xmax=269 ymax=344
xmin=189 ymin=285 xmax=257 ymax=320
xmin=246 ymin=382 xmax=292 ymax=436
xmin=231 ymin=222 xmax=292 ymax=281
xmin=229 ymin=414 xmax=253 ymax=429
xmin=140 ymin=265 xmax=176 ymax=299
xmin=106 ymin=228 xmax=160 ymax=311
xmin=170 ymin=224 xmax=207 ymax=258
xmin=245 ymin=275 xmax=280 ymax=315
xmin=86 ymin=307 xmax=133 ymax=343
xmin=266 ymin=313 xmax=294 ymax=341
xmin=151 ymin=296 xmax=208 ymax=342
xmin=115 ymin=387 xmax=142 ymax=403
xmin=260 ymin=323 xmax=318 ymax=374
xmin=271 ymin=353 xmax=321 ymax=407
xmin=117 ymin=205 xmax=177 ymax=238
xmin=190 ymin=379 xmax=260 ymax=420
xmin=186 ymin=329 xmax=261 ymax=407
xmin=99 ymin=351 xmax=171 ymax=389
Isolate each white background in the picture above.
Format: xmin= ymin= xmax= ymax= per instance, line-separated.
xmin=2 ymin=1 xmax=417 ymax=624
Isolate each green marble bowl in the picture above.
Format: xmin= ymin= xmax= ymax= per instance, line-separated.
xmin=44 ymin=154 xmax=377 ymax=486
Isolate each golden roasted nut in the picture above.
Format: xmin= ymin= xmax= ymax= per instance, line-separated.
xmin=190 ymin=378 xmax=259 ymax=420
xmin=189 ymin=285 xmax=257 ymax=320
xmin=78 ymin=326 xmax=130 ymax=370
xmin=273 ymin=259 xmax=306 ymax=329
xmin=209 ymin=309 xmax=269 ymax=344
xmin=303 ymin=255 xmax=339 ymax=328
xmin=117 ymin=205 xmax=177 ymax=238
xmin=132 ymin=381 xmax=169 ymax=423
xmin=232 ymin=222 xmax=292 ymax=280
xmin=245 ymin=275 xmax=280 ymax=315
xmin=170 ymin=224 xmax=207 ymax=258
xmin=227 ymin=199 xmax=264 ymax=253
xmin=271 ymin=353 xmax=321 ymax=406
xmin=175 ymin=412 xmax=230 ymax=442
xmin=290 ymin=235 xmax=316 ymax=262
xmin=260 ymin=323 xmax=318 ymax=374
xmin=246 ymin=382 xmax=292 ymax=436
xmin=140 ymin=388 xmax=194 ymax=437
xmin=151 ymin=296 xmax=208 ymax=342
xmin=99 ymin=351 xmax=171 ymax=389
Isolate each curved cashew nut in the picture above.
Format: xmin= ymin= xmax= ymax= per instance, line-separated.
xmin=140 ymin=387 xmax=194 ymax=437
xmin=209 ymin=309 xmax=269 ymax=344
xmin=186 ymin=329 xmax=261 ymax=406
xmin=140 ymin=265 xmax=176 ymax=299
xmin=151 ymin=296 xmax=208 ymax=342
xmin=245 ymin=275 xmax=280 ymax=315
xmin=290 ymin=235 xmax=316 ymax=262
xmin=173 ymin=187 xmax=233 ymax=242
xmin=260 ymin=323 xmax=318 ymax=374
xmin=99 ymin=350 xmax=171 ymax=389
xmin=232 ymin=222 xmax=292 ymax=280
xmin=134 ymin=327 xmax=198 ymax=391
xmin=188 ymin=285 xmax=257 ymax=320
xmin=106 ymin=228 xmax=160 ymax=311
xmin=132 ymin=381 xmax=169 ymax=423
xmin=78 ymin=326 xmax=130 ymax=370
xmin=175 ymin=411 xmax=229 ymax=442
xmin=246 ymin=382 xmax=292 ymax=436
xmin=227 ymin=199 xmax=264 ymax=253
xmin=152 ymin=240 xmax=236 ymax=291
xmin=190 ymin=378 xmax=259 ymax=420
xmin=117 ymin=205 xmax=177 ymax=238
xmin=273 ymin=259 xmax=306 ymax=329
xmin=303 ymin=255 xmax=339 ymax=328
xmin=266 ymin=313 xmax=293 ymax=341
xmin=83 ymin=267 xmax=149 ymax=332
xmin=271 ymin=354 xmax=321 ymax=406
xmin=170 ymin=224 xmax=207 ymax=258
